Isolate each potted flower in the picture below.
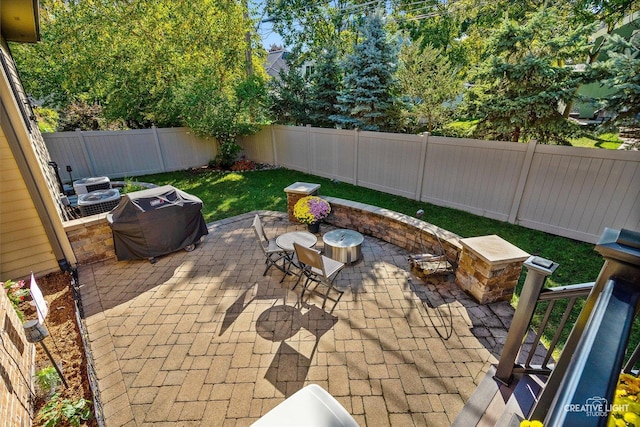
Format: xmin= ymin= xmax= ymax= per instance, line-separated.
xmin=293 ymin=196 xmax=331 ymax=233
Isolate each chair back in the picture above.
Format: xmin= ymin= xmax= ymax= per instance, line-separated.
xmin=252 ymin=214 xmax=269 ymax=248
xmin=293 ymin=242 xmax=325 ymax=276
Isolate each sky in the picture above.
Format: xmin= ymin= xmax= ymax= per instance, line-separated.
xmin=251 ymin=0 xmax=285 ymax=50
xmin=258 ymin=20 xmax=284 ymax=50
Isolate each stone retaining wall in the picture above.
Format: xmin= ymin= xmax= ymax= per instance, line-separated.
xmin=64 ymin=214 xmax=115 ymax=265
xmin=63 ymin=198 xmax=463 ymax=269
xmin=323 ymin=197 xmax=463 ymax=263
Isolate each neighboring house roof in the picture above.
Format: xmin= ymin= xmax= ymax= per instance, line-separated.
xmin=265 ymin=49 xmax=289 ymax=78
xmin=1 ymin=0 xmax=40 ymax=43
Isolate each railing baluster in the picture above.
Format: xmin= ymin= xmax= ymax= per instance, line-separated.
xmin=524 ymin=301 xmax=555 ymax=368
xmin=542 ymin=297 xmax=577 ymax=368
xmin=623 ymin=342 xmax=640 ymax=374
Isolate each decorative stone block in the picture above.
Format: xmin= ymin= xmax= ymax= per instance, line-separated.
xmin=455 ymin=235 xmax=530 ymax=304
xmin=284 ymin=182 xmax=321 ymax=222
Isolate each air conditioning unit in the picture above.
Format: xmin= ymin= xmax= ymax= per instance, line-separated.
xmin=78 ymin=189 xmax=121 ymax=217
xmin=73 ymin=176 xmax=111 ymax=195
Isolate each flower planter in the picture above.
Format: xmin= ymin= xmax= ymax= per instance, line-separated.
xmin=307 ymin=222 xmax=320 ymax=234
xmin=293 ymin=196 xmax=331 ymax=230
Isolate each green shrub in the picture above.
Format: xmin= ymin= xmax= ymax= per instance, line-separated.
xmin=439 ymin=119 xmax=479 ymax=138
xmin=120 ymin=178 xmax=147 ymax=194
xmin=34 ymin=107 xmax=59 ymax=133
xmin=38 ymin=393 xmax=93 ymax=427
xmin=35 ymin=366 xmax=60 ymax=397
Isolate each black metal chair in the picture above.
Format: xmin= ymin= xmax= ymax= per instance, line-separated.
xmin=252 ymin=215 xmax=288 ymax=279
xmin=293 ymin=242 xmax=345 ymax=313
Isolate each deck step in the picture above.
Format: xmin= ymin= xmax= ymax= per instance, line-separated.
xmin=452 ymin=366 xmax=510 ymax=427
xmin=495 ymin=373 xmax=547 ymax=426
xmin=453 ymin=366 xmax=549 ymax=427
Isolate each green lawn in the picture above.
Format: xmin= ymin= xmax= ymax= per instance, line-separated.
xmin=439 ymin=120 xmax=623 ymax=149
xmin=130 ymin=167 xmax=632 ymax=354
xmin=569 ymin=132 xmax=623 ymax=149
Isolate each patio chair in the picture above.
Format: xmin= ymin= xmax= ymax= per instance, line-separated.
xmin=292 ymin=242 xmax=345 ymax=312
xmin=252 ymin=214 xmax=289 ymax=279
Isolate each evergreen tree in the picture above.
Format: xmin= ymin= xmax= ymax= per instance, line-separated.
xmin=268 ymin=55 xmax=310 ymax=126
xmin=331 ymin=13 xmax=403 ymax=132
xmin=397 ymin=40 xmax=462 ymax=133
xmin=593 ymin=33 xmax=640 ymax=134
xmin=465 ymin=7 xmax=593 ymax=144
xmin=308 ymin=46 xmax=342 ymax=128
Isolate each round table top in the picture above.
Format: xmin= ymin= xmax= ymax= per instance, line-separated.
xmin=276 ymin=231 xmax=318 ymax=251
xmin=322 ymin=229 xmax=364 ymax=248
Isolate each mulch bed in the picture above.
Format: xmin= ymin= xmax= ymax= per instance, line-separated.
xmin=19 ymin=271 xmax=97 ymax=427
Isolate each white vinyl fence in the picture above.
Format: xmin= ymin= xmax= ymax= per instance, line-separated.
xmin=44 ymin=126 xmax=216 ymax=179
xmin=44 ymin=125 xmax=640 ymax=243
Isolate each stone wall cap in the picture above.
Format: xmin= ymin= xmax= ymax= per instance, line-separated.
xmin=63 ymin=213 xmax=110 ymax=231
xmin=284 ymin=182 xmax=321 ymax=194
xmin=460 ymin=235 xmax=529 ymax=265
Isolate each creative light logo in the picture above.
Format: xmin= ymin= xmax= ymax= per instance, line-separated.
xmin=565 ymin=396 xmax=629 ymax=417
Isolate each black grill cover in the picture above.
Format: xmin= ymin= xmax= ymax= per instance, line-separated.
xmin=107 ymin=185 xmax=208 ymax=261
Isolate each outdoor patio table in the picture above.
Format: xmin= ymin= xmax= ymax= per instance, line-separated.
xmin=276 ymin=231 xmax=317 ymax=276
xmin=322 ymin=229 xmax=364 ymax=265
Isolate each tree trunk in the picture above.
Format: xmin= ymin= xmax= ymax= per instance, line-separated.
xmin=242 ymin=0 xmax=253 ymax=77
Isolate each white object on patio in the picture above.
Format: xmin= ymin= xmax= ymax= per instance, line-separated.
xmin=251 ymin=384 xmax=359 ymax=427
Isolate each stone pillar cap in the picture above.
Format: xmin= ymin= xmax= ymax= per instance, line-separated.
xmin=459 ymin=234 xmax=530 ymax=266
xmin=284 ymin=182 xmax=321 ymax=194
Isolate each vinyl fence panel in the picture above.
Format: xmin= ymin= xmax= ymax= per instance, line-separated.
xmin=240 ymin=126 xmax=274 ymax=164
xmin=156 ymin=127 xmax=216 ymax=171
xmin=80 ymin=129 xmax=162 ymax=177
xmin=357 ymin=131 xmax=424 ymax=199
xmin=516 ymin=145 xmax=640 ymax=242
xmin=45 ymin=131 xmax=94 ymax=178
xmin=421 ymin=137 xmax=528 ymax=222
xmin=44 ymin=127 xmax=215 ymax=180
xmin=309 ymin=127 xmax=356 ymax=184
xmin=272 ymin=125 xmax=309 ymax=171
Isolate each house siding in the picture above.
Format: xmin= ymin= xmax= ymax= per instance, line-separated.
xmin=1 ymin=131 xmax=59 ymax=279
xmin=1 ymin=35 xmax=73 ymax=279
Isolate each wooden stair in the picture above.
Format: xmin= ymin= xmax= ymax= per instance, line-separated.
xmin=452 ymin=366 xmax=548 ymax=427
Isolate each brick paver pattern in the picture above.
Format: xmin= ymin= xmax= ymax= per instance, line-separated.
xmin=78 ymin=211 xmax=514 ymax=426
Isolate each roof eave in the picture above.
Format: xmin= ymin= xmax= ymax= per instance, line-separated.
xmin=1 ymin=0 xmax=41 ymax=43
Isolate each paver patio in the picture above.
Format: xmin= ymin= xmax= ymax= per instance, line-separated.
xmin=77 ymin=211 xmax=516 ymax=426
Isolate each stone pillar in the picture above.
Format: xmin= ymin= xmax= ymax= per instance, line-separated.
xmin=455 ymin=235 xmax=530 ymax=304
xmin=284 ymin=182 xmax=321 ymax=223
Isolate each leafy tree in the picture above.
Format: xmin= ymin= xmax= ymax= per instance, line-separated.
xmin=394 ymin=0 xmax=474 ymax=68
xmin=265 ymin=0 xmax=367 ymax=54
xmin=33 ymin=107 xmax=59 ymax=133
xmin=178 ymin=74 xmax=269 ymax=168
xmin=465 ymin=7 xmax=593 ymax=144
xmin=57 ymin=101 xmax=104 ymax=131
xmin=331 ymin=13 xmax=404 ymax=132
xmin=397 ymin=41 xmax=462 ymax=133
xmin=592 ymin=33 xmax=640 ymax=133
xmin=12 ymin=0 xmax=267 ymax=138
xmin=308 ymin=46 xmax=342 ymax=128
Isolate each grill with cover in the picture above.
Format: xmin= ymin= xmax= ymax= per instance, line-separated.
xmin=107 ymin=185 xmax=208 ymax=261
